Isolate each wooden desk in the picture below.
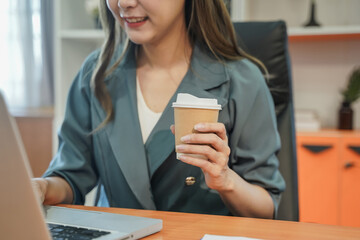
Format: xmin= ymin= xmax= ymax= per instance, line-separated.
xmin=63 ymin=205 xmax=360 ymax=240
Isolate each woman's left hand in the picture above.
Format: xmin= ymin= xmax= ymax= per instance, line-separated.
xmin=171 ymin=123 xmax=232 ymax=192
xmin=171 ymin=123 xmax=275 ymax=218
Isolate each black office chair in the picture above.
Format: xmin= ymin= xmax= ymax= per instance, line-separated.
xmin=233 ymin=21 xmax=299 ymax=221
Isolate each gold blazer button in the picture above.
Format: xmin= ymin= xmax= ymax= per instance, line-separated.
xmin=185 ymin=177 xmax=196 ymax=186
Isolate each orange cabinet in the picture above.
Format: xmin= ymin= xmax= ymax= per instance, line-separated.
xmin=339 ymin=136 xmax=360 ymax=227
xmin=297 ymin=130 xmax=360 ymax=227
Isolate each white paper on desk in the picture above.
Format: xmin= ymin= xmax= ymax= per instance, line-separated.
xmin=202 ymin=234 xmax=261 ymax=240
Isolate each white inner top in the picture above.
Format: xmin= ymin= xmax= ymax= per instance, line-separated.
xmin=136 ymin=77 xmax=162 ymax=143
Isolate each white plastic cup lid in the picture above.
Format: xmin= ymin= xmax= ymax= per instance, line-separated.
xmin=172 ymin=93 xmax=222 ymax=110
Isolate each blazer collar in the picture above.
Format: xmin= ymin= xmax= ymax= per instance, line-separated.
xmin=95 ymin=43 xmax=229 ymax=209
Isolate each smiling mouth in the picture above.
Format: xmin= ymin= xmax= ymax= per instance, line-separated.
xmin=122 ymin=17 xmax=148 ymax=23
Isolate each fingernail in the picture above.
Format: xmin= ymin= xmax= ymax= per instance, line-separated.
xmin=194 ymin=123 xmax=205 ymax=130
xmin=176 ymin=145 xmax=185 ymax=151
xmin=180 ymin=135 xmax=190 ymax=142
xmin=178 ymin=154 xmax=187 ymax=161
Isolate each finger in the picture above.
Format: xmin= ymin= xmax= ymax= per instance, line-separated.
xmin=178 ymin=154 xmax=227 ymax=180
xmin=170 ymin=124 xmax=175 ymax=135
xmin=180 ymin=133 xmax=230 ymax=155
xmin=178 ymin=153 xmax=214 ymax=173
xmin=31 ymin=180 xmax=45 ymax=203
xmin=194 ymin=123 xmax=228 ymax=142
xmin=176 ymin=144 xmax=219 ymax=162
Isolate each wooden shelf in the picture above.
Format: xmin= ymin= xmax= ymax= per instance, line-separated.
xmin=297 ymin=129 xmax=360 ymax=138
xmin=60 ymin=29 xmax=104 ymax=40
xmin=288 ymin=26 xmax=360 ymax=41
xmin=59 ymin=26 xmax=360 ymax=42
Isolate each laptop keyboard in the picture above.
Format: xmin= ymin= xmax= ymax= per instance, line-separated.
xmin=48 ymin=223 xmax=111 ymax=240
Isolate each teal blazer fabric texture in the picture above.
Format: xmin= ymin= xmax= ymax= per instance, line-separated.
xmin=44 ymin=43 xmax=285 ymax=216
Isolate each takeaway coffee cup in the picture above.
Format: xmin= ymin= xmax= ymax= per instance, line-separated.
xmin=172 ymin=93 xmax=222 ymax=159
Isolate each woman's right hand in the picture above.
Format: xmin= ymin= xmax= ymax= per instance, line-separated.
xmin=31 ymin=176 xmax=74 ymax=205
xmin=32 ymin=178 xmax=49 ymax=204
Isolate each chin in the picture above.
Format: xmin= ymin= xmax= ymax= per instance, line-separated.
xmin=128 ymin=38 xmax=146 ymax=45
xmin=126 ymin=31 xmax=155 ymax=45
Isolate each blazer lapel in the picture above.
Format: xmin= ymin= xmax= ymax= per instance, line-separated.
xmin=145 ymin=44 xmax=229 ymax=178
xmin=94 ymin=44 xmax=156 ymax=210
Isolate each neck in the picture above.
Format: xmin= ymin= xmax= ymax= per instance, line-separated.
xmin=137 ymin=21 xmax=192 ymax=69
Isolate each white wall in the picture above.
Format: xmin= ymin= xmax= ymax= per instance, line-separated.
xmin=290 ymin=40 xmax=360 ymax=129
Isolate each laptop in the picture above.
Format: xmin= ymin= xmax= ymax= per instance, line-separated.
xmin=0 ymin=91 xmax=162 ymax=240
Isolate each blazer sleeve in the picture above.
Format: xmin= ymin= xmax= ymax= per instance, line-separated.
xmin=227 ymin=60 xmax=286 ymax=217
xmin=43 ymin=51 xmax=100 ymax=205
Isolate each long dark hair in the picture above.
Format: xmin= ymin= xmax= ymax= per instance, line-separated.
xmin=91 ymin=0 xmax=266 ymax=129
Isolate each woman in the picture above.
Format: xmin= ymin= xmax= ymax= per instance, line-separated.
xmin=34 ymin=0 xmax=285 ymax=219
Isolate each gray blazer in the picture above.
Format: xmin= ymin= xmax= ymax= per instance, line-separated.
xmin=44 ymin=43 xmax=285 ymax=216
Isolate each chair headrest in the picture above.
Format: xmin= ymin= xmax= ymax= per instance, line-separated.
xmin=233 ymin=21 xmax=292 ymax=116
